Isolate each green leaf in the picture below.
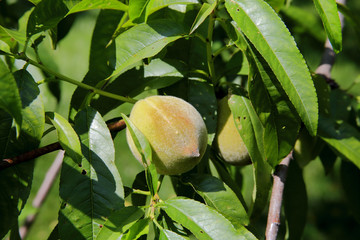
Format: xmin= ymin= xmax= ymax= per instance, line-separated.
xmin=159 ymin=229 xmax=187 ymax=240
xmin=0 ymin=70 xmax=44 ymax=239
xmin=0 ymin=26 xmax=26 ymax=52
xmin=188 ymin=80 xmax=217 ymax=144
xmin=284 ymin=160 xmax=308 ymax=239
xmin=159 ymin=198 xmax=257 ymax=239
xmin=69 ymin=9 xmax=123 ymax=120
xmin=318 ymin=115 xmax=360 ymax=170
xmin=223 ymin=22 xmax=300 ymax=162
xmin=313 ymin=0 xmax=342 ymax=53
xmin=184 ymin=174 xmax=249 ymax=227
xmin=225 ymin=0 xmax=318 ymax=136
xmin=66 ymin=0 xmax=128 ymax=15
xmin=0 ymin=59 xmax=22 ymax=135
xmin=147 ymin=0 xmax=200 ymax=16
xmin=189 ymin=1 xmax=217 ymax=34
xmin=265 ymin=0 xmax=285 ymax=12
xmin=91 ymin=58 xmax=187 ymax=116
xmin=341 ymin=160 xmax=360 ymax=224
xmin=228 ymin=93 xmax=272 ymax=219
xmin=46 ymin=112 xmax=82 ymax=164
xmin=58 ymin=107 xmax=124 ymax=240
xmin=27 ymin=0 xmax=69 ymax=37
xmin=47 ymin=224 xmax=59 ymax=240
xmin=122 ymin=218 xmax=150 ymax=240
xmin=129 ymin=0 xmax=150 ymax=23
xmin=97 ymin=206 xmax=145 ymax=239
xmin=121 ymin=114 xmax=158 ymax=196
xmin=112 ymin=19 xmax=187 ymax=78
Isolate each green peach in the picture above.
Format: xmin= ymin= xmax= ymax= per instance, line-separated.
xmin=126 ymin=95 xmax=208 ymax=175
xmin=214 ymin=97 xmax=250 ymax=166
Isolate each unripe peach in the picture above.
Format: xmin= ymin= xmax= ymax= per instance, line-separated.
xmin=214 ymin=97 xmax=250 ymax=165
xmin=126 ymin=95 xmax=208 ymax=175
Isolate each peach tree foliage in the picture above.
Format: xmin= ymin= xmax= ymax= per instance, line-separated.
xmin=0 ymin=0 xmax=359 ymax=239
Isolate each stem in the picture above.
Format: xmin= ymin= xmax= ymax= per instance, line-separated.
xmin=133 ymin=189 xmax=151 ymax=196
xmin=206 ymin=12 xmax=216 ymax=83
xmin=13 ymin=53 xmax=137 ymax=104
xmin=265 ymin=151 xmax=293 ymax=240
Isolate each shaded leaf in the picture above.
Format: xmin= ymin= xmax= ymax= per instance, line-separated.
xmin=184 ymin=174 xmax=249 ymax=227
xmin=67 ymin=0 xmax=128 ymax=15
xmin=318 ymin=115 xmax=360 ymax=170
xmin=46 ymin=112 xmax=82 ymax=164
xmin=0 ymin=70 xmax=44 ymax=239
xmin=225 ymin=0 xmax=318 ymax=136
xmin=121 ymin=218 xmax=150 ymax=240
xmin=284 ymin=160 xmax=308 ymax=239
xmin=58 ymin=107 xmax=124 ymax=239
xmin=313 ymin=0 xmax=342 ymax=53
xmin=27 ymin=0 xmax=68 ymax=37
xmin=121 ymin=114 xmax=158 ymax=196
xmin=0 ymin=58 xmax=22 ymax=135
xmin=112 ymin=19 xmax=187 ymax=78
xmin=69 ymin=10 xmax=123 ymax=120
xmin=341 ymin=160 xmax=360 ymax=224
xmin=97 ymin=206 xmax=145 ymax=239
xmin=159 ymin=198 xmax=257 ymax=239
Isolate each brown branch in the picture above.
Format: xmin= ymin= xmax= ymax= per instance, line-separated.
xmin=19 ymin=151 xmax=64 ymax=239
xmin=0 ymin=119 xmax=126 ymax=171
xmin=315 ymin=0 xmax=346 ymax=89
xmin=265 ymin=151 xmax=293 ymax=240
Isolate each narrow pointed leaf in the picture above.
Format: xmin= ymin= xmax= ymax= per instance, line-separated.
xmin=225 ymin=0 xmax=318 ymax=136
xmin=313 ymin=0 xmax=342 ymax=53
xmin=184 ymin=174 xmax=249 ymax=227
xmin=121 ymin=218 xmax=150 ymax=240
xmin=59 ymin=107 xmax=124 ymax=240
xmin=189 ymin=1 xmax=217 ymax=34
xmin=67 ymin=0 xmax=128 ymax=15
xmin=121 ymin=114 xmax=158 ymax=196
xmin=318 ymin=116 xmax=360 ymax=170
xmin=159 ymin=198 xmax=257 ymax=239
xmin=129 ymin=0 xmax=150 ymax=22
xmin=228 ymin=93 xmax=272 ymax=218
xmin=112 ymin=19 xmax=186 ymax=78
xmin=46 ymin=112 xmax=82 ymax=164
xmin=0 ymin=59 xmax=22 ymax=135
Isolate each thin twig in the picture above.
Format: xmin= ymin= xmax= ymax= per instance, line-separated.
xmin=19 ymin=151 xmax=65 ymax=239
xmin=265 ymin=151 xmax=293 ymax=240
xmin=0 ymin=120 xmax=126 ymax=171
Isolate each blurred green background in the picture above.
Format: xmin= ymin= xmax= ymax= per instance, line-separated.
xmin=1 ymin=0 xmax=360 ymax=239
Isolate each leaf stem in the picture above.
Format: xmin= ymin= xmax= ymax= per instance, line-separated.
xmin=133 ymin=189 xmax=152 ymax=196
xmin=13 ymin=53 xmax=137 ymax=104
xmin=206 ymin=12 xmax=216 ymax=83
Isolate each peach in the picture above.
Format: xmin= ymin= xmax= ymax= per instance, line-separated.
xmin=214 ymin=97 xmax=250 ymax=165
xmin=126 ymin=95 xmax=208 ymax=175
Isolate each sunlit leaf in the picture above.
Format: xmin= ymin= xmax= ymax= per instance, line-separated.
xmin=58 ymin=107 xmax=124 ymax=239
xmin=313 ymin=0 xmax=342 ymax=53
xmin=159 ymin=198 xmax=257 ymax=239
xmin=225 ymin=0 xmax=318 ymax=136
xmin=46 ymin=112 xmax=82 ymax=164
xmin=67 ymin=0 xmax=128 ymax=15
xmin=184 ymin=174 xmax=249 ymax=227
xmin=189 ymin=1 xmax=217 ymax=34
xmin=112 ymin=19 xmax=187 ymax=78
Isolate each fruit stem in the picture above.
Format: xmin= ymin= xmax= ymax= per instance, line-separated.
xmin=12 ymin=53 xmax=137 ymax=104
